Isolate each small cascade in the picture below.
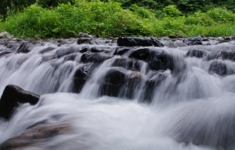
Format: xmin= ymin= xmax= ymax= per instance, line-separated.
xmin=1 ymin=37 xmax=235 ymax=149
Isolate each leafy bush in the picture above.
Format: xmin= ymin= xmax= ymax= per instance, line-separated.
xmin=2 ymin=0 xmax=235 ymax=38
xmin=163 ymin=5 xmax=181 ymax=17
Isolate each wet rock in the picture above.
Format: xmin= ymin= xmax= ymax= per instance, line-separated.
xmin=80 ymin=53 xmax=111 ymax=64
xmin=209 ymin=61 xmax=227 ymax=76
xmin=185 ymin=49 xmax=207 ymax=58
xmin=112 ymin=58 xmax=141 ymax=71
xmin=16 ymin=42 xmax=32 ymax=53
xmin=220 ymin=51 xmax=235 ymax=61
xmin=114 ymin=47 xmax=130 ymax=55
xmin=77 ymin=38 xmax=93 ymax=45
xmin=148 ymin=50 xmax=174 ymax=71
xmin=129 ymin=48 xmax=150 ymax=61
xmin=142 ymin=72 xmax=166 ymax=102
xmin=117 ymin=37 xmax=164 ymax=47
xmin=0 ymin=124 xmax=70 ymax=150
xmin=0 ymin=85 xmax=40 ymax=120
xmin=0 ymin=51 xmax=11 ymax=57
xmin=122 ymin=72 xmax=142 ymax=99
xmin=183 ymin=37 xmax=203 ymax=45
xmin=99 ymin=68 xmax=126 ymax=97
xmin=72 ymin=64 xmax=94 ymax=93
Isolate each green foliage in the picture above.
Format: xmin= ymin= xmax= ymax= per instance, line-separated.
xmin=163 ymin=5 xmax=181 ymax=17
xmin=37 ymin=0 xmax=74 ymax=7
xmin=2 ymin=0 xmax=235 ymax=38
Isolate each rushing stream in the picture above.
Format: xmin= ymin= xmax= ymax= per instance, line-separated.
xmin=0 ymin=37 xmax=235 ymax=150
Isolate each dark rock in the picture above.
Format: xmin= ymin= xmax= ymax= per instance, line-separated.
xmin=129 ymin=48 xmax=150 ymax=61
xmin=114 ymin=47 xmax=130 ymax=55
xmin=183 ymin=37 xmax=203 ymax=45
xmin=91 ymin=47 xmax=105 ymax=53
xmin=117 ymin=37 xmax=164 ymax=47
xmin=72 ymin=64 xmax=94 ymax=93
xmin=0 ymin=85 xmax=40 ymax=120
xmin=99 ymin=68 xmax=126 ymax=97
xmin=80 ymin=46 xmax=89 ymax=53
xmin=16 ymin=42 xmax=32 ymax=53
xmin=148 ymin=50 xmax=174 ymax=71
xmin=186 ymin=49 xmax=207 ymax=58
xmin=80 ymin=53 xmax=111 ymax=64
xmin=142 ymin=72 xmax=166 ymax=102
xmin=220 ymin=51 xmax=235 ymax=61
xmin=0 ymin=51 xmax=11 ymax=57
xmin=122 ymin=72 xmax=142 ymax=99
xmin=77 ymin=38 xmax=93 ymax=45
xmin=112 ymin=58 xmax=141 ymax=71
xmin=209 ymin=61 xmax=227 ymax=76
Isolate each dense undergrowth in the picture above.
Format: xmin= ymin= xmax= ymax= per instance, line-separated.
xmin=0 ymin=0 xmax=235 ymax=38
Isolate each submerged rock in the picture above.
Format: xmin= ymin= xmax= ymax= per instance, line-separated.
xmin=0 ymin=85 xmax=40 ymax=120
xmin=185 ymin=49 xmax=207 ymax=58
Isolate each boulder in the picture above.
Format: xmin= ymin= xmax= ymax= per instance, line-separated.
xmin=185 ymin=49 xmax=207 ymax=58
xmin=141 ymin=72 xmax=166 ymax=102
xmin=0 ymin=31 xmax=14 ymax=39
xmin=148 ymin=50 xmax=174 ymax=71
xmin=111 ymin=58 xmax=141 ymax=71
xmin=114 ymin=47 xmax=130 ymax=55
xmin=77 ymin=38 xmax=94 ymax=45
xmin=0 ymin=85 xmax=40 ymax=120
xmin=183 ymin=37 xmax=202 ymax=45
xmin=117 ymin=37 xmax=164 ymax=47
xmin=80 ymin=53 xmax=111 ymax=64
xmin=209 ymin=61 xmax=227 ymax=76
xmin=129 ymin=48 xmax=150 ymax=61
xmin=122 ymin=72 xmax=142 ymax=99
xmin=72 ymin=64 xmax=94 ymax=93
xmin=99 ymin=68 xmax=126 ymax=97
xmin=16 ymin=42 xmax=32 ymax=53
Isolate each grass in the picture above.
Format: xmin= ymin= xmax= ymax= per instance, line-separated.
xmin=1 ymin=1 xmax=235 ymax=38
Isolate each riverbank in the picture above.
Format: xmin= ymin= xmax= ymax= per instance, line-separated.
xmin=1 ymin=2 xmax=235 ymax=38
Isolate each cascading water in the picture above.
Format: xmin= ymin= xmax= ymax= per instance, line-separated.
xmin=0 ymin=37 xmax=235 ymax=150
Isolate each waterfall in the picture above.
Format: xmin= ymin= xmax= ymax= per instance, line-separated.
xmin=0 ymin=37 xmax=235 ymax=150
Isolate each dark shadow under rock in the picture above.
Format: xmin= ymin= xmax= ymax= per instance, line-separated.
xmin=0 ymin=85 xmax=40 ymax=120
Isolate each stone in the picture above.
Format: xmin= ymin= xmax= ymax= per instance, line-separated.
xmin=209 ymin=61 xmax=227 ymax=76
xmin=183 ymin=37 xmax=203 ymax=45
xmin=77 ymin=32 xmax=94 ymax=38
xmin=99 ymin=68 xmax=126 ymax=97
xmin=111 ymin=58 xmax=141 ymax=71
xmin=117 ymin=37 xmax=164 ymax=47
xmin=0 ymin=85 xmax=40 ymax=120
xmin=16 ymin=42 xmax=32 ymax=53
xmin=0 ymin=31 xmax=14 ymax=39
xmin=148 ymin=50 xmax=174 ymax=71
xmin=80 ymin=53 xmax=111 ymax=64
xmin=129 ymin=48 xmax=150 ymax=61
xmin=186 ymin=49 xmax=207 ymax=58
xmin=72 ymin=64 xmax=94 ymax=93
xmin=114 ymin=47 xmax=130 ymax=55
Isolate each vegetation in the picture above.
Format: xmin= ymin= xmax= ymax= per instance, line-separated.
xmin=0 ymin=0 xmax=235 ymax=38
